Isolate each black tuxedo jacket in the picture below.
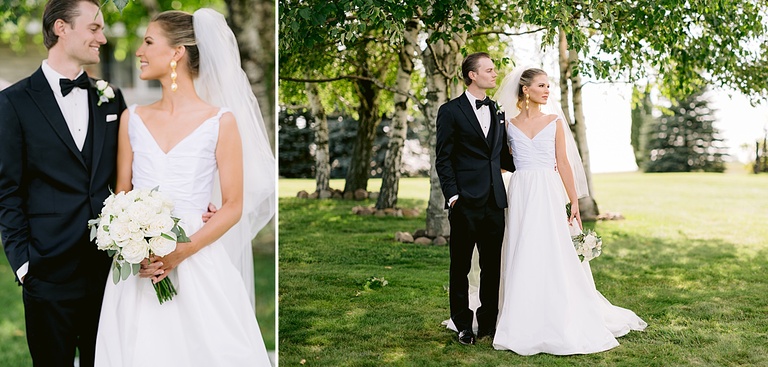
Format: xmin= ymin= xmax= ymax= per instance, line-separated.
xmin=0 ymin=67 xmax=126 ymax=286
xmin=435 ymin=93 xmax=515 ymax=209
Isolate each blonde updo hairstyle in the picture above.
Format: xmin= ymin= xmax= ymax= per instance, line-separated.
xmin=151 ymin=10 xmax=200 ymax=78
xmin=516 ymin=68 xmax=547 ymax=111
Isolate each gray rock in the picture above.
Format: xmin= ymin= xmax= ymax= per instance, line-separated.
xmin=297 ymin=190 xmax=309 ymax=199
xmin=354 ymin=189 xmax=368 ymax=200
xmin=413 ymin=229 xmax=428 ymax=238
xmin=414 ymin=237 xmax=432 ymax=245
xmin=395 ymin=232 xmax=414 ymax=243
xmin=432 ymin=236 xmax=448 ymax=246
xmin=402 ymin=209 xmax=420 ymax=218
xmin=318 ymin=190 xmax=333 ymax=199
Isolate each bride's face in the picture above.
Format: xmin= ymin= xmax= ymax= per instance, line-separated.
xmin=523 ymin=74 xmax=550 ymax=105
xmin=135 ymin=23 xmax=177 ymax=81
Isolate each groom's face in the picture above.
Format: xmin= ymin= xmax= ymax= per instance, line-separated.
xmin=55 ymin=1 xmax=106 ymax=66
xmin=471 ymin=57 xmax=497 ymax=90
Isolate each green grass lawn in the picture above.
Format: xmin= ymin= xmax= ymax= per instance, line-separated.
xmin=0 ymin=247 xmax=276 ymax=364
xmin=279 ymin=172 xmax=768 ymax=366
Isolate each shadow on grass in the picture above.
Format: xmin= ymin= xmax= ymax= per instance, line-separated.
xmin=279 ymin=198 xmax=768 ymax=367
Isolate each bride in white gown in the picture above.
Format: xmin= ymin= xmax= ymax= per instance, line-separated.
xmin=446 ymin=66 xmax=646 ymax=355
xmin=95 ymin=9 xmax=274 ymax=366
xmin=492 ymin=67 xmax=646 ymax=355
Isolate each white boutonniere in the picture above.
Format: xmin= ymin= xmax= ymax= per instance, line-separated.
xmin=496 ymin=102 xmax=505 ymax=122
xmin=95 ymin=80 xmax=115 ymax=106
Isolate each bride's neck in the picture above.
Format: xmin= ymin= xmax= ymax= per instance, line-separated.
xmin=157 ymin=77 xmax=202 ymax=114
xmin=519 ymin=103 xmax=544 ymax=119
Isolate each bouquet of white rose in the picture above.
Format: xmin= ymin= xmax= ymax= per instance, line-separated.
xmin=88 ymin=187 xmax=189 ymax=304
xmin=571 ymin=228 xmax=602 ymax=262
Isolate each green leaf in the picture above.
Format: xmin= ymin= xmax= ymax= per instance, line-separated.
xmin=132 ymin=263 xmax=141 ymax=276
xmin=120 ymin=262 xmax=131 ymax=281
xmin=111 ymin=0 xmax=129 ymax=13
xmin=161 ymin=232 xmax=177 ymax=241
xmin=89 ymin=223 xmax=98 ymax=241
xmin=112 ymin=264 xmax=120 ymax=285
xmin=299 ymin=8 xmax=311 ymax=20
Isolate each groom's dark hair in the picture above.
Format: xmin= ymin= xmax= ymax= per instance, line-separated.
xmin=43 ymin=0 xmax=101 ymax=49
xmin=462 ymin=52 xmax=491 ymax=86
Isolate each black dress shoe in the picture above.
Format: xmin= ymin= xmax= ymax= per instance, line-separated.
xmin=477 ymin=328 xmax=495 ymax=340
xmin=458 ymin=329 xmax=476 ymax=345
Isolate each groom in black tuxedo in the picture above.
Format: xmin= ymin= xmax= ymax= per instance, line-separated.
xmin=436 ymin=52 xmax=514 ymax=345
xmin=0 ymin=0 xmax=126 ymax=365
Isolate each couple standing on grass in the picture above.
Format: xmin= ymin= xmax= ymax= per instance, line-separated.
xmin=0 ymin=0 xmax=275 ymax=365
xmin=436 ymin=52 xmax=647 ymax=355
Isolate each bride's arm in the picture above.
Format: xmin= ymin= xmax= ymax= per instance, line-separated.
xmin=554 ymin=119 xmax=581 ymax=228
xmin=152 ymin=112 xmax=243 ymax=280
xmin=115 ymin=109 xmax=133 ymax=193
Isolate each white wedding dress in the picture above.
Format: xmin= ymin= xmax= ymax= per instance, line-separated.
xmin=95 ymin=105 xmax=271 ymax=366
xmin=491 ymin=118 xmax=646 ymax=355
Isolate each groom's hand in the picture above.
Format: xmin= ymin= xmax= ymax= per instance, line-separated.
xmin=202 ymin=203 xmax=218 ymax=223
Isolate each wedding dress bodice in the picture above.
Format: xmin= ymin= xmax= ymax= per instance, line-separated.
xmin=507 ymin=119 xmax=557 ymax=171
xmin=97 ymin=105 xmax=270 ymax=366
xmin=128 ymin=104 xmax=225 ymax=216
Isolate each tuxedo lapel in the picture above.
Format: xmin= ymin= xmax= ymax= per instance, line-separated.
xmin=489 ymin=102 xmax=503 ymax=149
xmin=457 ymin=96 xmax=489 ymax=148
xmin=88 ymin=85 xmax=107 ymax=182
xmin=27 ymin=68 xmax=86 ymax=168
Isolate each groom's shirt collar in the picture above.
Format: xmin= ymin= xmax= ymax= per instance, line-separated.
xmin=41 ymin=60 xmax=86 ymax=98
xmin=40 ymin=60 xmax=90 ymax=152
xmin=464 ymin=90 xmax=491 ymax=138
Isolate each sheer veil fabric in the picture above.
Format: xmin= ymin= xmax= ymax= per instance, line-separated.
xmin=193 ymin=9 xmax=276 ymax=307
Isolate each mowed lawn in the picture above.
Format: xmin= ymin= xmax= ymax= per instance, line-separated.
xmin=278 ymin=172 xmax=768 ymax=366
xmin=0 ymin=245 xmax=276 ymax=365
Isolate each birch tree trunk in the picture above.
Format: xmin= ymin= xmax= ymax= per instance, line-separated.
xmin=376 ymin=18 xmax=420 ymax=209
xmin=306 ymin=82 xmax=330 ymax=192
xmin=423 ymin=33 xmax=465 ymax=237
xmin=558 ymin=30 xmax=599 ymax=220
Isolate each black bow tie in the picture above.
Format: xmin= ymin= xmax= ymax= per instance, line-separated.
xmin=59 ymin=73 xmax=91 ymax=97
xmin=475 ymin=96 xmax=493 ymax=109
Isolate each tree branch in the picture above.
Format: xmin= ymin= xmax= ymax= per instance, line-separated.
xmin=280 ymin=75 xmax=423 ymax=108
xmin=470 ymin=27 xmax=547 ymax=38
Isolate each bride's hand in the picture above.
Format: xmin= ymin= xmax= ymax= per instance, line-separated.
xmin=569 ymin=202 xmax=582 ymax=230
xmin=139 ymin=258 xmax=164 ymax=279
xmin=150 ymin=242 xmax=196 ymax=283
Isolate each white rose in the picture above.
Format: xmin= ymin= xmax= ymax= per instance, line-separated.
xmin=112 ymin=192 xmax=134 ymax=212
xmin=151 ymin=190 xmax=175 ymax=212
xmin=96 ymin=80 xmax=108 ymax=90
xmin=96 ymin=224 xmax=115 ymax=251
xmin=121 ymin=238 xmax=149 ymax=264
xmin=584 ymin=235 xmax=597 ymax=249
xmin=108 ymin=218 xmax=132 ymax=243
xmin=103 ymin=86 xmax=115 ymax=98
xmin=145 ymin=214 xmax=175 ymax=237
xmin=148 ymin=235 xmax=177 ymax=257
xmin=126 ymin=200 xmax=158 ymax=227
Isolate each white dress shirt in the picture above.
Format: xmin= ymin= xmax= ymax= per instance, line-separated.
xmin=17 ymin=62 xmax=90 ymax=283
xmin=448 ymin=90 xmax=492 ymax=207
xmin=41 ymin=60 xmax=89 ymax=151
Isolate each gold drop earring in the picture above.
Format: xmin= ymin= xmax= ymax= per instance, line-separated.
xmin=525 ymin=94 xmax=530 ymax=111
xmin=170 ymin=60 xmax=178 ymax=92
